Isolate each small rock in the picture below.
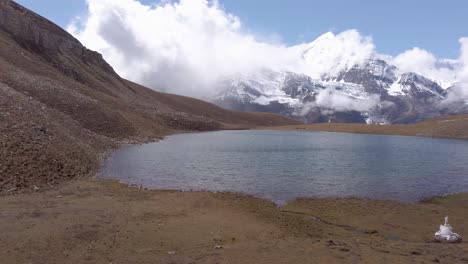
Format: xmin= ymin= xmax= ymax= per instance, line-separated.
xmin=32 ymin=126 xmax=47 ymax=134
xmin=385 ymin=235 xmax=401 ymax=241
xmin=214 ymin=245 xmax=223 ymax=250
xmin=6 ymin=187 xmax=17 ymax=193
xmin=33 ymin=185 xmax=39 ymax=191
xmin=411 ymin=251 xmax=421 ymax=255
xmin=167 ymin=251 xmax=176 ymax=255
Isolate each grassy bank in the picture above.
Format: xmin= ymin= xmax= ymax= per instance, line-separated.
xmin=260 ymin=114 xmax=468 ymax=140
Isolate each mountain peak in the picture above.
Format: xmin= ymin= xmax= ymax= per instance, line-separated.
xmin=300 ymin=30 xmax=375 ymax=78
xmin=313 ymin=31 xmax=336 ymax=42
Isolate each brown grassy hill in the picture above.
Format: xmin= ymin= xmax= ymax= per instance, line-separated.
xmin=0 ymin=0 xmax=299 ymax=194
xmin=264 ymin=114 xmax=468 ymax=140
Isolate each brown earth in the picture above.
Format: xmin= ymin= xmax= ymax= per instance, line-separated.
xmin=260 ymin=114 xmax=468 ymax=140
xmin=0 ymin=179 xmax=467 ymax=264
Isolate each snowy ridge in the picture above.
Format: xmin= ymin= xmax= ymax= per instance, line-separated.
xmin=212 ymin=32 xmax=467 ymax=124
xmin=298 ymin=31 xmax=375 ymax=78
xmin=220 ymin=70 xmax=301 ymax=106
xmin=213 ymin=55 xmax=466 ymax=124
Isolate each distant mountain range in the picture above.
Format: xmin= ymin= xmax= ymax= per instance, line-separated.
xmin=213 ymin=33 xmax=468 ymax=124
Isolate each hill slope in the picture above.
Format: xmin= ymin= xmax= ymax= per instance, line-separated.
xmin=0 ymin=0 xmax=299 ymax=193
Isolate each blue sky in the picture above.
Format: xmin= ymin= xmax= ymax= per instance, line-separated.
xmin=15 ymin=0 xmax=468 ymax=59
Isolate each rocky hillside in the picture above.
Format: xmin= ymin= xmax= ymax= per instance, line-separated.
xmin=0 ymin=0 xmax=299 ymax=194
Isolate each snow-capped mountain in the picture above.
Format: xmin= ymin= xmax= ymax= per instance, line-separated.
xmin=212 ymin=33 xmax=467 ymax=124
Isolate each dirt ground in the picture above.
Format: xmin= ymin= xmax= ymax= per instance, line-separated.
xmin=1 ymin=179 xmax=467 ymax=264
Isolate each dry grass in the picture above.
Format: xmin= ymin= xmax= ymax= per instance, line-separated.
xmin=1 ymin=179 xmax=468 ymax=263
xmin=262 ymin=114 xmax=468 ymax=140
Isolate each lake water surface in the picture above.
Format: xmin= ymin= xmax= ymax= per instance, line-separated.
xmin=98 ymin=130 xmax=468 ymax=205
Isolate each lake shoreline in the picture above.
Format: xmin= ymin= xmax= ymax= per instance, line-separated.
xmin=99 ymin=130 xmax=468 ymax=204
xmin=3 ymin=127 xmax=468 ymax=262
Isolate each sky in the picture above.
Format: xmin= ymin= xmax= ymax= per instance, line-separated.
xmin=15 ymin=0 xmax=468 ymax=59
xmin=13 ymin=0 xmax=468 ymax=104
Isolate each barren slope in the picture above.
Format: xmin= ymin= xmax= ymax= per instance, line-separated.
xmin=0 ymin=0 xmax=299 ymax=193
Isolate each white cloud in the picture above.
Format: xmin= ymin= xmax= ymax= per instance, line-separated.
xmin=68 ymin=0 xmax=376 ymax=97
xmin=460 ymin=38 xmax=468 ymax=84
xmin=299 ymin=87 xmax=382 ymax=116
xmin=393 ymin=47 xmax=437 ymax=73
xmin=391 ymin=47 xmax=458 ymax=88
xmin=69 ymin=0 xmax=291 ymax=96
xmin=437 ymin=38 xmax=468 ymax=107
xmin=69 ymin=0 xmax=468 ymax=110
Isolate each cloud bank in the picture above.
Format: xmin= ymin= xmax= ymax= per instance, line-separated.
xmin=391 ymin=47 xmax=458 ymax=88
xmin=299 ymin=88 xmax=383 ymax=116
xmin=459 ymin=38 xmax=468 ymax=89
xmin=441 ymin=38 xmax=468 ymax=105
xmin=69 ymin=0 xmax=292 ymax=96
xmin=69 ymin=0 xmax=468 ymax=104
